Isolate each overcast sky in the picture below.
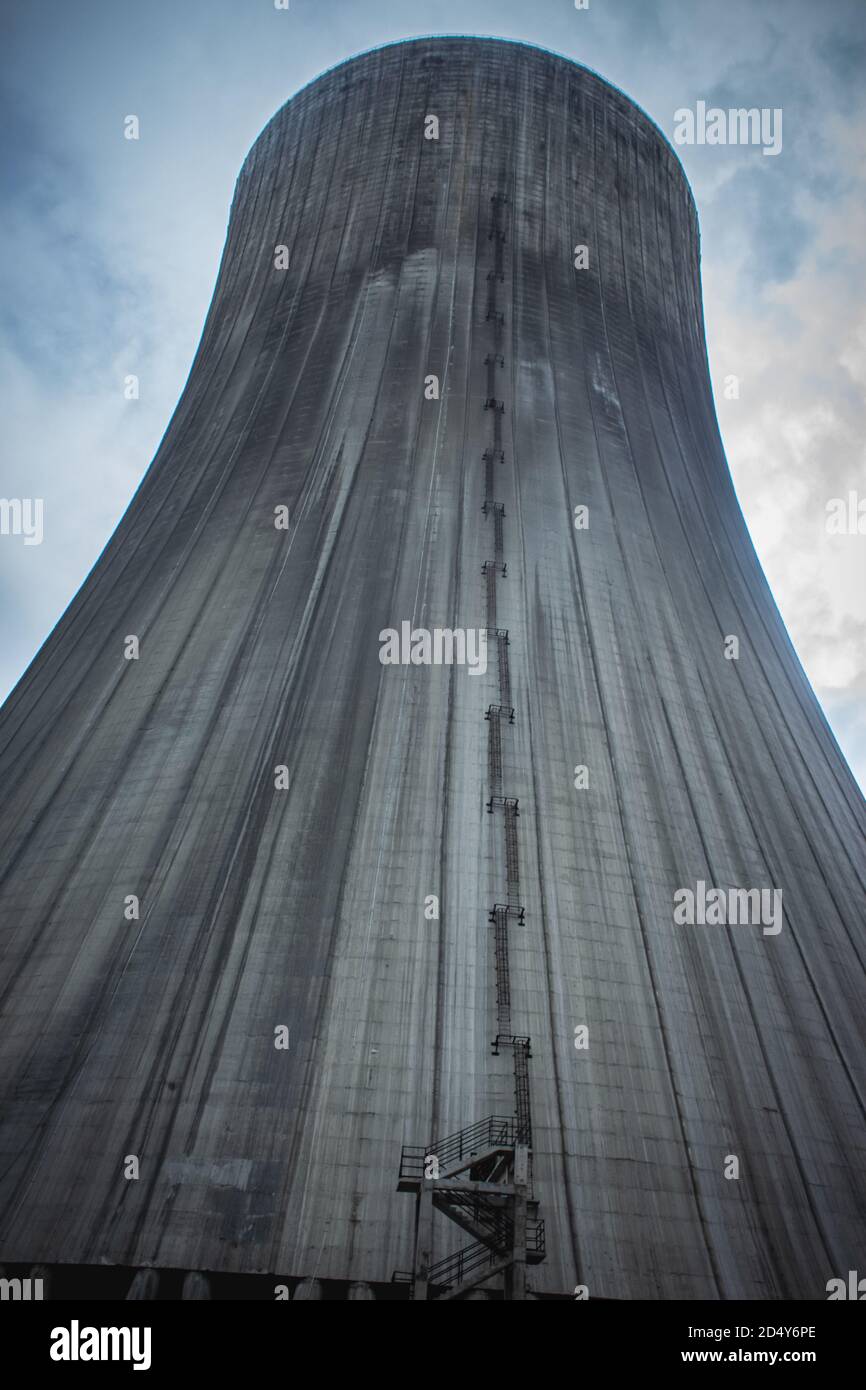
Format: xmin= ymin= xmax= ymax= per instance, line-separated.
xmin=1 ymin=0 xmax=864 ymax=787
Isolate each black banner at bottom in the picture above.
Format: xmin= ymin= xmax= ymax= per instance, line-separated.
xmin=1 ymin=1298 xmax=860 ymax=1377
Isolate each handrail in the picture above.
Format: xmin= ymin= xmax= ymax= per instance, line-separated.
xmin=427 ymin=1240 xmax=499 ymax=1288
xmin=399 ymin=1114 xmax=518 ymax=1177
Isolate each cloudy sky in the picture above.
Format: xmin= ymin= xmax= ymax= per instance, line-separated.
xmin=1 ymin=0 xmax=864 ymax=787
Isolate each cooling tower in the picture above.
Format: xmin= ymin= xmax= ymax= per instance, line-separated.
xmin=0 ymin=37 xmax=864 ymax=1302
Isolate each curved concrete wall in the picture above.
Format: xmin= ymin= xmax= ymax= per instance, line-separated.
xmin=0 ymin=37 xmax=863 ymax=1299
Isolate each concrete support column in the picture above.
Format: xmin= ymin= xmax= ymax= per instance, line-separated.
xmin=182 ymin=1271 xmax=211 ymax=1300
xmin=293 ymin=1278 xmax=323 ymax=1300
xmin=126 ymin=1269 xmax=160 ymax=1300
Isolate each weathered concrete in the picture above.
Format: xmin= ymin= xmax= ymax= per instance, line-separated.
xmin=0 ymin=38 xmax=864 ymax=1299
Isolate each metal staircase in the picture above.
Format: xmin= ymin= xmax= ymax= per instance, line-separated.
xmin=395 ymin=1115 xmax=545 ymax=1299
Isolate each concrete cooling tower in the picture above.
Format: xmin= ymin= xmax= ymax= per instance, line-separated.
xmin=0 ymin=36 xmax=864 ymax=1303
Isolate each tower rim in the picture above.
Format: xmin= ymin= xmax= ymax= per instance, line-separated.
xmin=238 ymin=33 xmax=698 ymax=223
